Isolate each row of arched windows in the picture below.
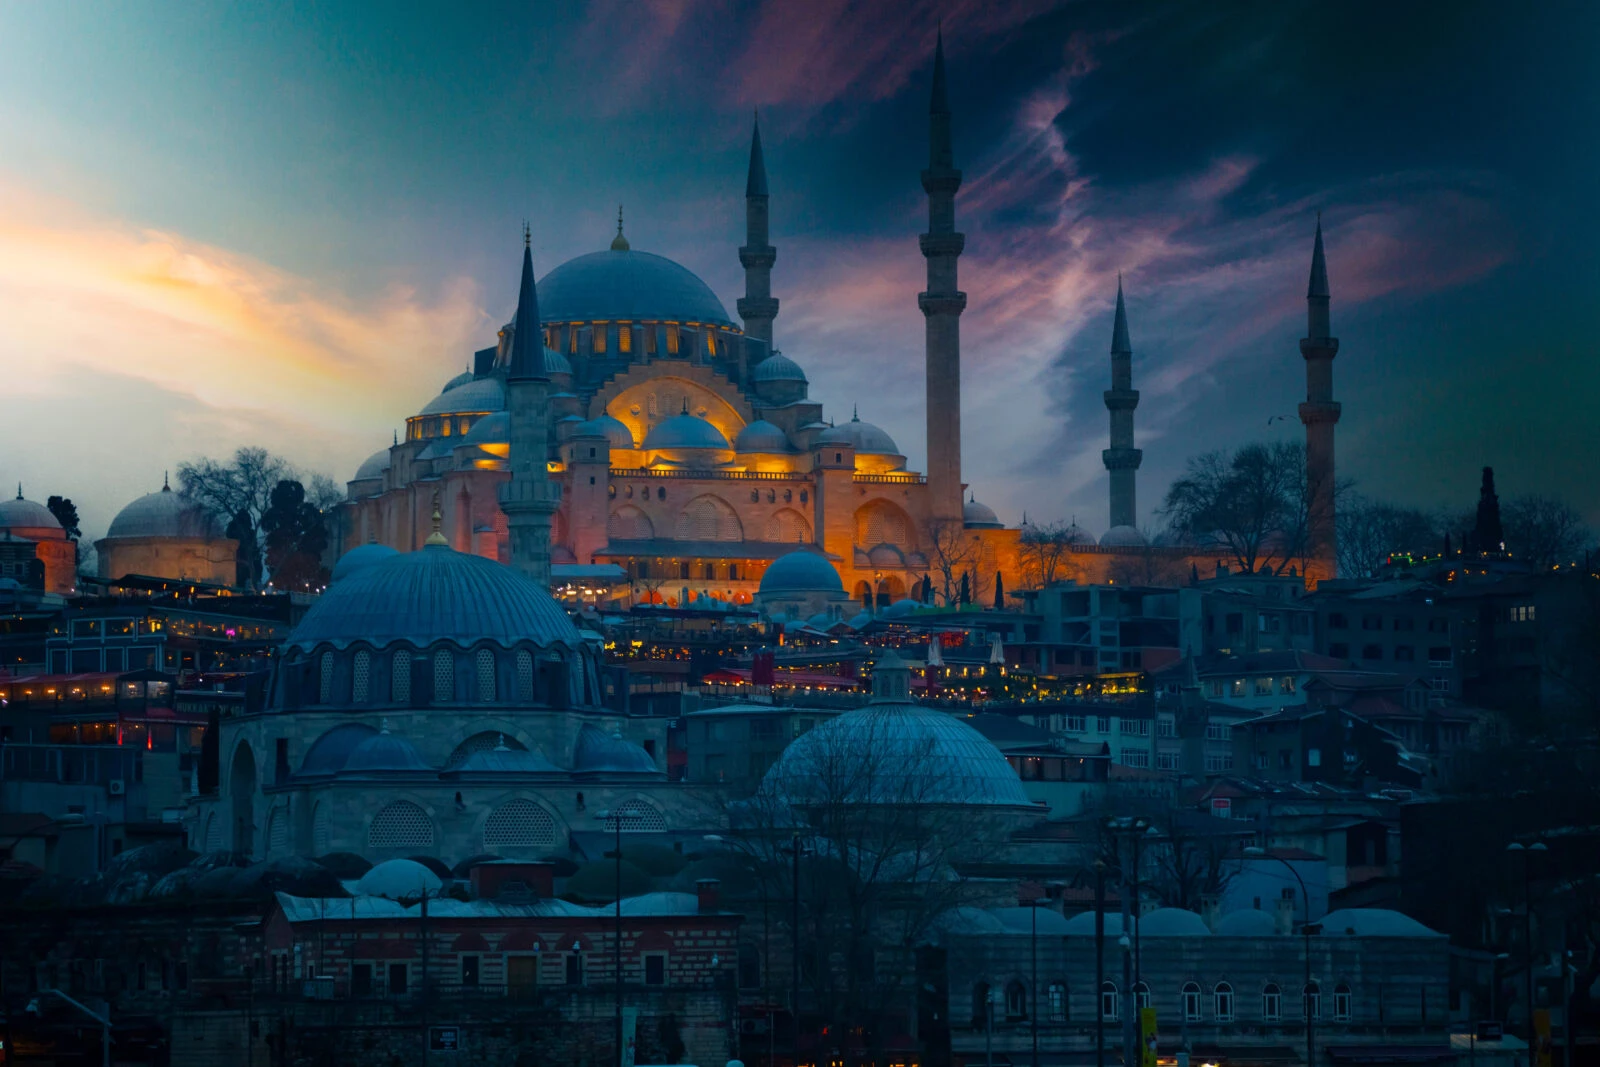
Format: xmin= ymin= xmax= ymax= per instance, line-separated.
xmin=975 ymin=979 xmax=1354 ymax=1025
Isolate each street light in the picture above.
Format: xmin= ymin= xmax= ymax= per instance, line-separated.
xmin=778 ymin=832 xmax=813 ymax=1067
xmin=1026 ymin=893 xmax=1043 ymax=1067
xmin=1506 ymin=841 xmax=1548 ymax=1053
xmin=595 ymin=809 xmax=625 ymax=1067
xmin=1245 ymin=846 xmax=1319 ymax=1067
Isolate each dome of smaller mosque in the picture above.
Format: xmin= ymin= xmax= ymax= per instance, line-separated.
xmin=752 ymin=353 xmax=808 ymax=383
xmin=419 ymin=376 xmax=505 ymax=417
xmin=759 ymin=550 xmax=843 ymax=595
xmin=734 ymin=420 xmax=790 ymax=453
xmin=642 ymin=412 xmax=732 ymax=452
xmin=574 ymin=414 xmax=635 ymax=449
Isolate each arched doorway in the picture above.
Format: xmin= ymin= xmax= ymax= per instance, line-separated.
xmin=230 ymin=741 xmax=257 ymax=857
xmin=876 ymin=575 xmax=906 ymax=609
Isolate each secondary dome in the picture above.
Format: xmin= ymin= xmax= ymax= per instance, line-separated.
xmin=357 ymin=858 xmax=442 ymax=900
xmin=759 ymin=550 xmax=843 ymax=595
xmin=734 ymin=420 xmax=790 ymax=453
xmin=0 ymin=493 xmax=61 ymax=531
xmin=1215 ymin=909 xmax=1279 ymax=936
xmin=537 ymin=249 xmax=735 ymax=328
xmin=752 ymin=353 xmax=807 ymax=383
xmin=830 ymin=412 xmax=899 ymax=456
xmin=419 ymin=376 xmax=505 ymax=417
xmin=1100 ymin=525 xmax=1148 ymax=547
xmin=963 ymin=497 xmax=1002 ymax=529
xmin=353 ymin=449 xmax=392 ymax=481
xmin=105 ymin=484 xmax=221 ymax=540
xmin=330 ymin=542 xmax=400 ymax=583
xmin=285 ymin=543 xmax=580 ymax=652
xmin=764 ymin=702 xmax=1033 ymax=809
xmin=642 ymin=412 xmax=732 ymax=452
xmin=459 ymin=411 xmax=509 ymax=447
xmin=1139 ymin=907 xmax=1213 ymax=936
xmin=442 ymin=370 xmax=475 ymax=393
xmin=341 ymin=728 xmax=434 ymax=775
xmin=573 ymin=723 xmax=661 ymax=775
xmin=574 ymin=414 xmax=634 ymax=449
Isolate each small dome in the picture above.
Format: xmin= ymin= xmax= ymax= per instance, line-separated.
xmin=1062 ymin=911 xmax=1126 ymax=936
xmin=753 ymin=353 xmax=808 ymax=383
xmin=1138 ymin=908 xmax=1212 ymax=936
xmin=415 ymin=438 xmax=453 ymax=461
xmin=0 ymin=494 xmax=62 ymax=531
xmin=419 ymin=376 xmax=505 ymax=416
xmin=543 ymin=346 xmax=574 ymax=377
xmin=357 ymin=858 xmax=443 ymax=900
xmin=734 ymin=420 xmax=791 ymax=453
xmin=991 ymin=907 xmax=1074 ymax=935
xmin=882 ymin=598 xmax=920 ymax=618
xmin=574 ymin=414 xmax=634 ymax=449
xmin=1320 ymin=908 xmax=1442 ymax=938
xmin=537 ymin=248 xmax=735 ymax=328
xmin=573 ymin=724 xmax=659 ymax=775
xmin=831 ymin=411 xmax=900 ymax=456
xmin=642 ymin=412 xmax=731 ymax=452
xmin=1215 ymin=909 xmax=1280 ymax=936
xmin=963 ymin=497 xmax=1002 ymax=529
xmin=341 ymin=728 xmax=434 ymax=775
xmin=759 ymin=550 xmax=843 ymax=595
xmin=1100 ymin=525 xmax=1148 ymax=547
xmin=1064 ymin=523 xmax=1093 ymax=545
xmin=286 ymin=544 xmax=580 ymax=652
xmin=460 ymin=411 xmax=509 ymax=447
xmin=354 ymin=449 xmax=392 ymax=481
xmin=450 ymin=743 xmax=563 ymax=775
xmin=105 ymin=485 xmax=221 ymax=540
xmin=299 ymin=723 xmax=379 ymax=775
xmin=330 ymin=542 xmax=399 ymax=583
xmin=442 ymin=370 xmax=475 ymax=393
xmin=816 ymin=424 xmax=852 ymax=445
xmin=804 ymin=612 xmax=833 ymax=629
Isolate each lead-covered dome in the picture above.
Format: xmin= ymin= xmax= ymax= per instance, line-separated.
xmin=330 ymin=542 xmax=399 ymax=583
xmin=537 ymin=249 xmax=735 ymax=328
xmin=0 ymin=494 xmax=62 ymax=531
xmin=106 ymin=485 xmax=222 ymax=540
xmin=759 ymin=550 xmax=843 ymax=595
xmin=341 ymin=728 xmax=434 ymax=775
xmin=752 ymin=353 xmax=807 ymax=383
xmin=734 ymin=420 xmax=790 ymax=453
xmin=963 ymin=497 xmax=1002 ymax=529
xmin=353 ymin=449 xmax=392 ymax=481
xmin=642 ymin=413 xmax=732 ymax=452
xmin=1100 ymin=525 xmax=1147 ymax=547
xmin=574 ymin=414 xmax=634 ymax=449
xmin=419 ymin=376 xmax=505 ymax=416
xmin=829 ymin=412 xmax=899 ymax=456
xmin=286 ymin=544 xmax=580 ymax=652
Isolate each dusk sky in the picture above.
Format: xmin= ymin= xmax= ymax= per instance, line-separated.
xmin=2 ymin=0 xmax=1596 ymax=543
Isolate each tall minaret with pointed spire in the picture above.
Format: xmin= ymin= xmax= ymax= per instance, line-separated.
xmin=920 ymin=29 xmax=966 ymax=523
xmin=1102 ymin=277 xmax=1142 ymax=530
xmin=500 ymin=228 xmax=561 ymax=586
xmin=1299 ymin=215 xmax=1341 ymax=581
xmin=737 ymin=113 xmax=779 ymax=352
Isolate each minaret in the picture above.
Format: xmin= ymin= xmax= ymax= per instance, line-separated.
xmin=1299 ymin=215 xmax=1341 ymax=580
xmin=1102 ymin=277 xmax=1142 ymax=529
xmin=737 ymin=113 xmax=779 ymax=350
xmin=500 ymin=228 xmax=561 ymax=586
xmin=919 ymin=29 xmax=967 ymax=523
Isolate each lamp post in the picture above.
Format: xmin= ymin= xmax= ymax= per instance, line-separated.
xmin=1506 ymin=840 xmax=1547 ymax=1059
xmin=779 ymin=832 xmax=811 ymax=1067
xmin=1245 ymin=846 xmax=1319 ymax=1067
xmin=1029 ymin=894 xmax=1041 ymax=1067
xmin=1094 ymin=859 xmax=1107 ymax=1067
xmin=597 ymin=809 xmax=625 ymax=1067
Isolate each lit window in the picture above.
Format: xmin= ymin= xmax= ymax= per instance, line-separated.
xmin=1281 ymin=676 xmax=1296 ymax=694
xmin=593 ymin=325 xmax=608 ymax=354
xmin=666 ymin=325 xmax=679 ymax=355
xmin=619 ymin=325 xmax=632 ymax=354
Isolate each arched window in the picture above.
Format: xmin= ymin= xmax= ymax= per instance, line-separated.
xmin=352 ymin=650 xmax=371 ymax=703
xmin=516 ymin=650 xmax=534 ymax=703
xmin=266 ymin=807 xmax=289 ymax=853
xmin=1304 ymin=981 xmax=1321 ymax=1020
xmin=482 ymin=799 xmax=555 ymax=850
xmin=475 ymin=648 xmax=496 ymax=702
xmin=391 ymin=650 xmax=411 ymax=704
xmin=972 ymin=982 xmax=992 ymax=1027
xmin=433 ymin=648 xmax=454 ymax=703
xmin=1182 ymin=982 xmax=1202 ymax=1022
xmin=368 ymin=801 xmax=433 ymax=849
xmin=1100 ymin=981 xmax=1119 ymax=1021
xmin=1262 ymin=983 xmax=1282 ymax=1021
xmin=608 ymin=797 xmax=666 ymax=832
xmin=1047 ymin=982 xmax=1068 ymax=1022
xmin=1005 ymin=980 xmax=1027 ymax=1020
xmin=1134 ymin=981 xmax=1151 ymax=1011
xmin=318 ymin=651 xmax=334 ymax=704
xmin=1333 ymin=983 xmax=1352 ymax=1022
xmin=312 ymin=802 xmax=330 ymax=855
xmin=1214 ymin=982 xmax=1234 ymax=1022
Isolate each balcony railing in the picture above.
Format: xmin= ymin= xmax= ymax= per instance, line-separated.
xmin=610 ymin=468 xmax=809 ymax=482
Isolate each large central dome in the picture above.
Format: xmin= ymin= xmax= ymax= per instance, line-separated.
xmin=537 ymin=248 xmax=735 ymax=328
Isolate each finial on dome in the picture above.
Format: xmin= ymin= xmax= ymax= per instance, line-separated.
xmin=610 ymin=205 xmax=630 ymax=251
xmin=15 ymin=484 xmax=21 ymax=500
xmin=852 ymin=403 xmax=859 ymax=421
xmin=522 ymin=220 xmax=530 ymax=248
xmin=162 ymin=471 xmax=170 ymax=492
xmin=380 ymin=718 xmax=392 ymax=734
xmin=393 ymin=429 xmax=399 ymax=446
xmin=681 ymin=396 xmax=690 ymax=415
xmin=425 ymin=490 xmax=449 ymax=547
xmin=494 ymin=733 xmax=510 ymax=752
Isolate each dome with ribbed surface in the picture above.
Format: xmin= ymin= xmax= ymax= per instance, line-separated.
xmin=341 ymin=729 xmax=435 ymax=775
xmin=442 ymin=370 xmax=475 ymax=392
xmin=330 ymin=542 xmax=399 ymax=582
xmin=0 ymin=495 xmax=61 ymax=531
xmin=459 ymin=411 xmax=509 ymax=447
xmin=286 ymin=544 xmax=580 ymax=652
xmin=354 ymin=449 xmax=392 ymax=481
xmin=106 ymin=486 xmax=222 ymax=540
xmin=574 ymin=414 xmax=634 ymax=449
xmin=829 ymin=413 xmax=900 ymax=456
xmin=759 ymin=550 xmax=843 ymax=595
xmin=419 ymin=376 xmax=505 ymax=416
xmin=573 ymin=724 xmax=661 ymax=775
xmin=764 ymin=701 xmax=1033 ymax=809
xmin=642 ymin=413 xmax=731 ymax=452
xmin=299 ymin=723 xmax=379 ymax=775
xmin=536 ymin=249 xmax=734 ymax=328
xmin=734 ymin=419 xmax=791 ymax=453
xmin=752 ymin=353 xmax=807 ymax=383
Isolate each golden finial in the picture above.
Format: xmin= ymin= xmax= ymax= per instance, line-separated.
xmin=425 ymin=490 xmax=448 ymax=547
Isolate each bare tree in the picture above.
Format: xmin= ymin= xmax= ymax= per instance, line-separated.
xmin=923 ymin=518 xmax=980 ymax=606
xmin=1017 ymin=521 xmax=1077 ymax=590
xmin=1503 ymin=495 xmax=1593 ymax=568
xmin=178 ymin=447 xmax=338 ymax=586
xmin=1337 ymin=494 xmax=1442 ymax=577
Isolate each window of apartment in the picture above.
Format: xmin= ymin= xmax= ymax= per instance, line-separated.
xmin=1427 ymin=617 xmax=1449 ymax=633
xmin=1280 ymin=676 xmax=1297 ymax=694
xmin=1207 ymin=680 xmax=1224 ymax=698
xmin=1121 ymin=750 xmax=1150 ymax=769
xmin=1333 ymin=984 xmax=1352 ymax=1022
xmin=1429 ymin=678 xmax=1452 ymax=693
xmin=1066 ymin=715 xmax=1086 ymax=732
xmin=388 ymin=963 xmax=408 ymax=996
xmin=1259 ymin=614 xmax=1282 ymax=634
xmin=1183 ymin=982 xmax=1203 ymax=1022
xmin=1307 ymin=748 xmax=1322 ymax=767
xmin=1231 ymin=679 xmax=1247 ymax=697
xmin=1394 ymin=645 xmax=1415 ymax=662
xmin=1158 ymin=716 xmax=1176 ymax=738
xmin=1120 ymin=718 xmax=1150 ymax=736
xmin=1262 ymin=983 xmax=1282 ymax=1021
xmin=1362 ymin=645 xmax=1383 ymax=660
xmin=644 ymin=954 xmax=666 ymax=986
xmin=1279 ymin=750 xmax=1293 ymax=769
xmin=1361 ymin=614 xmax=1384 ymax=631
xmin=1206 ymin=753 xmax=1234 ymax=773
xmin=1253 ymin=676 xmax=1272 ymax=696
xmin=1328 ymin=613 xmax=1348 ymax=630
xmin=461 ymin=956 xmax=480 ymax=987
xmin=1214 ymin=982 xmax=1234 ymax=1022
xmin=1096 ymin=716 xmax=1111 ymax=734
xmin=1101 ymin=981 xmax=1120 ymax=1021
xmin=1329 ymin=643 xmax=1349 ymax=659
xmin=1254 ymin=752 xmax=1271 ymax=770
xmin=351 ymin=963 xmax=373 ymax=997
xmin=1158 ymin=753 xmax=1180 ymax=770
xmin=1394 ymin=616 xmax=1415 ymax=631
xmin=1206 ymin=722 xmax=1232 ymax=741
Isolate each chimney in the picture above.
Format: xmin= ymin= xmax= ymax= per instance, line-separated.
xmin=696 ymin=878 xmax=721 ymax=914
xmin=1200 ymin=894 xmax=1221 ymax=932
xmin=1274 ymin=893 xmax=1296 ymax=935
xmin=470 ymin=861 xmax=554 ymax=901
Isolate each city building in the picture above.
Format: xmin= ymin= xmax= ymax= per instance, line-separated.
xmin=94 ymin=477 xmax=238 ymax=586
xmin=0 ymin=488 xmax=75 ymax=595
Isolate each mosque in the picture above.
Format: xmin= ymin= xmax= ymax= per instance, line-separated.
xmin=330 ymin=36 xmax=1344 ymax=607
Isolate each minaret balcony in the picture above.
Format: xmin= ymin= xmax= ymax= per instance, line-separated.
xmin=1102 ymin=447 xmax=1144 ymax=471
xmin=1299 ymin=337 xmax=1340 ymax=359
xmin=920 ymin=168 xmax=963 ymax=195
xmin=1103 ymin=388 xmax=1140 ymax=411
xmin=1298 ymin=400 xmax=1343 ymax=425
xmin=737 ymin=296 xmax=779 ymax=320
xmin=919 ymin=232 xmax=966 ymax=258
xmin=917 ymin=291 xmax=968 ymax=317
xmin=739 ymin=245 xmax=776 ymax=270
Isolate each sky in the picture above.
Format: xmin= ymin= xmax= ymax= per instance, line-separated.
xmin=1 ymin=0 xmax=1596 ymax=543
